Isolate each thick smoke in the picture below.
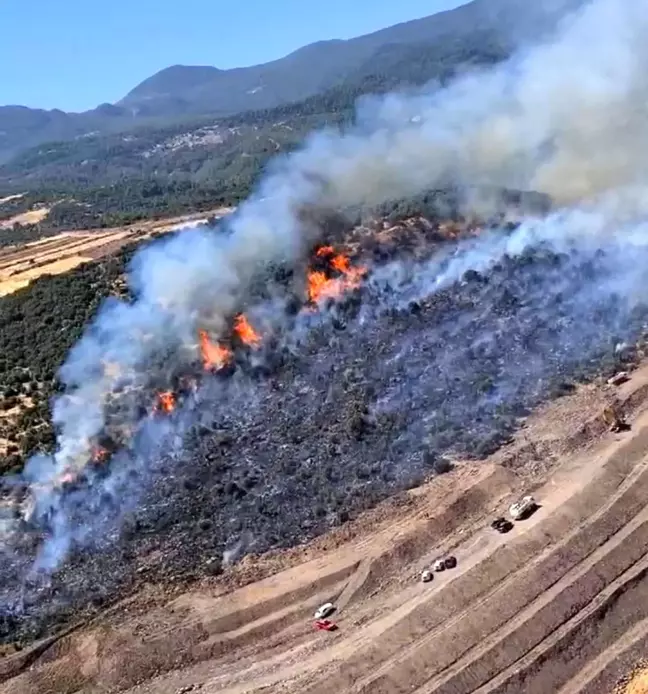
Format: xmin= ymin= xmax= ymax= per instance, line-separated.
xmin=302 ymin=0 xmax=648 ymax=213
xmin=4 ymin=0 xmax=648 ymax=586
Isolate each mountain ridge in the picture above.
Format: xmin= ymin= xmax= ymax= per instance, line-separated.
xmin=0 ymin=0 xmax=585 ymax=163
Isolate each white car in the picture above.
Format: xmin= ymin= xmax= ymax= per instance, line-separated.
xmin=314 ymin=602 xmax=336 ymax=620
xmin=433 ymin=559 xmax=446 ymax=572
xmin=421 ymin=570 xmax=433 ymax=583
xmin=509 ymin=495 xmax=536 ymax=521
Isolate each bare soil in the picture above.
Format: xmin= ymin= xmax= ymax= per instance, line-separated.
xmin=0 ymin=195 xmax=25 ymax=208
xmin=0 ymin=208 xmax=232 ymax=297
xmin=3 ymin=361 xmax=648 ymax=692
xmin=0 ymin=207 xmax=50 ymax=229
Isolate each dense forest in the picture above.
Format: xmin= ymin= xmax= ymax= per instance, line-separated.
xmin=0 ymin=245 xmax=137 ymax=474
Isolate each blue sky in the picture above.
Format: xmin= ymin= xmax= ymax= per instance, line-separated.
xmin=1 ymin=0 xmax=467 ymax=112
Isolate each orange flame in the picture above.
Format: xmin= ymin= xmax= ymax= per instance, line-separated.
xmin=233 ymin=313 xmax=261 ymax=347
xmin=59 ymin=469 xmax=76 ymax=485
xmin=307 ymin=271 xmax=340 ymax=302
xmin=199 ymin=329 xmax=233 ymax=371
xmin=156 ymin=391 xmax=176 ymax=414
xmin=307 ymin=247 xmax=367 ymax=304
xmin=330 ymin=254 xmax=351 ymax=273
xmin=316 ymin=245 xmax=335 ymax=257
xmin=92 ymin=446 xmax=110 ymax=463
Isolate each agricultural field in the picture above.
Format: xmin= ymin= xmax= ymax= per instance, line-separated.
xmin=0 ymin=208 xmax=232 ymax=297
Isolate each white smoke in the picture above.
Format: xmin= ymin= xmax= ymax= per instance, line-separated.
xmin=301 ymin=0 xmax=648 ymax=213
xmin=10 ymin=0 xmax=648 ymax=576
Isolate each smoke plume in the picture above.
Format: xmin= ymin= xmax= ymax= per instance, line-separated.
xmin=4 ymin=0 xmax=648 ymax=590
xmin=303 ymin=0 xmax=648 ymax=214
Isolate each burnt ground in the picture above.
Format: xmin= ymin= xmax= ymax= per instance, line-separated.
xmin=1 ymin=222 xmax=648 ymax=651
xmin=3 ymin=366 xmax=648 ymax=694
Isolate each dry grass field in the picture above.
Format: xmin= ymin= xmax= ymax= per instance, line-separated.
xmin=0 ymin=208 xmax=233 ymax=297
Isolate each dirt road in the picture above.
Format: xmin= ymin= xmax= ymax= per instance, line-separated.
xmin=3 ymin=368 xmax=648 ymax=693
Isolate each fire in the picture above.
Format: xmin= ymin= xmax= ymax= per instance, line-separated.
xmin=59 ymin=469 xmax=76 ymax=486
xmin=156 ymin=391 xmax=176 ymax=414
xmin=199 ymin=329 xmax=233 ymax=371
xmin=307 ymin=270 xmax=339 ymax=302
xmin=307 ymin=246 xmax=367 ymax=304
xmin=91 ymin=446 xmax=110 ymax=463
xmin=233 ymin=313 xmax=261 ymax=347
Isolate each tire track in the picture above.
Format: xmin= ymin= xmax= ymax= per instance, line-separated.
xmin=0 ymin=233 xmax=124 ymax=272
xmin=419 ymin=509 xmax=648 ymax=693
xmin=472 ymin=557 xmax=648 ymax=694
xmin=334 ymin=432 xmax=648 ymax=694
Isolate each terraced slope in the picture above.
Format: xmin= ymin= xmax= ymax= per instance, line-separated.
xmin=3 ymin=365 xmax=648 ymax=694
xmin=300 ymin=420 xmax=648 ymax=694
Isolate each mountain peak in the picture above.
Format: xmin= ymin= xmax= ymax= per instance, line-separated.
xmin=0 ymin=0 xmax=587 ymax=163
xmin=121 ymin=65 xmax=224 ymax=104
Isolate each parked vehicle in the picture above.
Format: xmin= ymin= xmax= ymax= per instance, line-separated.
xmin=509 ymin=495 xmax=537 ymax=521
xmin=421 ymin=569 xmax=433 ymax=583
xmin=314 ymin=619 xmax=338 ymax=631
xmin=444 ymin=555 xmax=457 ymax=569
xmin=607 ymin=371 xmax=629 ymax=386
xmin=492 ymin=517 xmax=513 ymax=533
xmin=432 ymin=555 xmax=457 ymax=571
xmin=314 ymin=602 xmax=336 ymax=620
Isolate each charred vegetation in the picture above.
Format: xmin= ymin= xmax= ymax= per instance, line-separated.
xmin=0 ymin=215 xmax=647 ymax=646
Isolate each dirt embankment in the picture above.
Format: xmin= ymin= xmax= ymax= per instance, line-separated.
xmin=3 ymin=363 xmax=648 ymax=693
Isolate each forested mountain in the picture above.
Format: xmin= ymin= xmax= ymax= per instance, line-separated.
xmin=0 ymin=0 xmax=584 ymax=163
xmin=0 ymin=31 xmax=513 ymax=230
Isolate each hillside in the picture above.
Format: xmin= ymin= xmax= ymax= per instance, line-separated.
xmin=0 ymin=39 xmax=509 ymax=230
xmin=0 ymin=0 xmax=584 ymax=163
xmin=117 ymin=0 xmax=580 ymax=117
xmin=5 ymin=376 xmax=648 ymax=693
xmin=0 ymin=1 xmax=585 ymax=231
xmin=0 ymin=206 xmax=646 ymax=679
xmin=4 ymin=1 xmax=648 ymax=689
